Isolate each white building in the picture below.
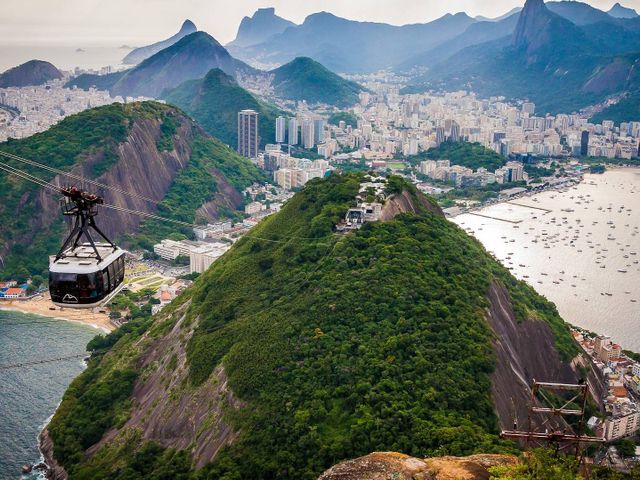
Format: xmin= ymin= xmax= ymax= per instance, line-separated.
xmin=275 ymin=116 xmax=287 ymax=143
xmin=189 ymin=243 xmax=230 ymax=274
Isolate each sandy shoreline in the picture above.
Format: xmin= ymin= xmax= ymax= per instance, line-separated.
xmin=0 ymin=294 xmax=114 ymax=332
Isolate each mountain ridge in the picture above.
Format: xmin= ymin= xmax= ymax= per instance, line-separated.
xmin=413 ymin=0 xmax=640 ymax=113
xmin=228 ymin=7 xmax=296 ymax=48
xmin=111 ymin=31 xmax=254 ymax=98
xmin=123 ymin=20 xmax=197 ymax=65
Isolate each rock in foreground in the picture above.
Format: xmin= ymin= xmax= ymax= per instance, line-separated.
xmin=319 ymin=452 xmax=518 ymax=480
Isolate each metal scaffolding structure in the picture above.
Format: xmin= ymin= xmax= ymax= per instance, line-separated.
xmin=501 ymin=380 xmax=604 ymax=461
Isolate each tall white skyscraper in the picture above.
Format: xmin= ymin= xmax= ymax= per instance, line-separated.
xmin=313 ymin=119 xmax=325 ymax=144
xmin=288 ymin=118 xmax=298 ymax=145
xmin=302 ymin=119 xmax=315 ymax=149
xmin=275 ymin=116 xmax=286 ymax=143
xmin=237 ymin=109 xmax=259 ymax=158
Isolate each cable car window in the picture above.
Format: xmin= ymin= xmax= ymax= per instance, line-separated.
xmin=108 ymin=263 xmax=116 ymax=290
xmin=95 ymin=271 xmax=105 ymax=297
xmin=49 ymin=272 xmax=78 ymax=301
xmin=116 ymin=256 xmax=125 ymax=283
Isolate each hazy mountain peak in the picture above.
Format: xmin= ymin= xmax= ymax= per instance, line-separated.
xmin=608 ymin=2 xmax=639 ymax=18
xmin=123 ymin=19 xmax=197 ymax=64
xmin=230 ymin=7 xmax=295 ymax=47
xmin=512 ymin=0 xmax=557 ymax=52
xmin=180 ymin=19 xmax=197 ymax=31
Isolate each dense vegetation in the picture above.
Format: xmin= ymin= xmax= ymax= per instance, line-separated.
xmin=127 ymin=136 xmax=267 ymax=249
xmin=270 ymin=57 xmax=364 ymax=107
xmin=48 ymin=174 xmax=579 ymax=479
xmin=0 ymin=102 xmax=143 ymax=279
xmin=328 ymin=111 xmax=358 ymax=127
xmin=0 ymin=101 xmax=264 ymax=279
xmin=163 ymin=68 xmax=283 ymax=148
xmin=48 ymin=291 xmax=157 ymax=471
xmin=489 ymin=449 xmax=640 ymax=479
xmin=408 ymin=141 xmax=507 ymax=172
xmin=591 ymin=91 xmax=640 ymax=125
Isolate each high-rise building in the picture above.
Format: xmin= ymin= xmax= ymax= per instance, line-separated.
xmin=288 ymin=118 xmax=298 ymax=145
xmin=275 ymin=116 xmax=287 ymax=143
xmin=522 ymin=102 xmax=535 ymax=115
xmin=580 ymin=130 xmax=589 ymax=156
xmin=313 ymin=119 xmax=325 ymax=144
xmin=237 ymin=109 xmax=259 ymax=158
xmin=435 ymin=126 xmax=445 ymax=145
xmin=302 ymin=119 xmax=315 ymax=149
xmin=449 ymin=121 xmax=460 ymax=142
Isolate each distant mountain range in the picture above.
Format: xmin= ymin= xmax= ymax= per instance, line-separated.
xmin=0 ymin=60 xmax=62 ymax=88
xmin=67 ymin=32 xmax=256 ymax=99
xmin=608 ymin=2 xmax=639 ymax=18
xmin=408 ymin=0 xmax=640 ymax=114
xmin=229 ymin=11 xmax=477 ymax=73
xmin=163 ymin=68 xmax=283 ymax=148
xmin=227 ymin=2 xmax=640 ymax=75
xmin=66 ymin=32 xmax=364 ymax=109
xmin=122 ymin=20 xmax=197 ymax=65
xmin=228 ymin=8 xmax=295 ymax=48
xmin=269 ymin=57 xmax=364 ymax=107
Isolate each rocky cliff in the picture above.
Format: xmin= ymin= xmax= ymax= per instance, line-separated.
xmin=0 ymin=101 xmax=263 ymax=278
xmin=319 ymin=452 xmax=519 ymax=480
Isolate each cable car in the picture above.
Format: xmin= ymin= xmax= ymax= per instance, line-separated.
xmin=49 ymin=187 xmax=126 ymax=308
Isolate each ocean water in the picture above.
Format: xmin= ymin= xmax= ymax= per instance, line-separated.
xmin=453 ymin=168 xmax=640 ymax=349
xmin=0 ymin=311 xmax=96 ymax=479
xmin=0 ymin=43 xmax=132 ymax=72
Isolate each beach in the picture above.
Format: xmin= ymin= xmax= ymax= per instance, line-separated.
xmin=0 ymin=294 xmax=114 ymax=333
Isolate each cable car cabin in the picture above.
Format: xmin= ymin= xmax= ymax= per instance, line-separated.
xmin=49 ymin=243 xmax=125 ymax=308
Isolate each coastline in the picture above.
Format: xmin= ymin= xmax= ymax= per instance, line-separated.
xmin=0 ymin=294 xmax=114 ymax=333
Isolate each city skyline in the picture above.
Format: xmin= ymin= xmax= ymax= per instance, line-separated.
xmin=0 ymin=0 xmax=637 ymax=46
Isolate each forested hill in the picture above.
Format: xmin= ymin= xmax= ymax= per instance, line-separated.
xmin=163 ymin=68 xmax=283 ymax=148
xmin=269 ymin=57 xmax=364 ymax=107
xmin=0 ymin=101 xmax=264 ymax=280
xmin=45 ymin=173 xmax=583 ymax=479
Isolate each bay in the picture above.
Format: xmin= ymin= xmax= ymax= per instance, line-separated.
xmin=454 ymin=168 xmax=640 ymax=349
xmin=0 ymin=310 xmax=96 ymax=479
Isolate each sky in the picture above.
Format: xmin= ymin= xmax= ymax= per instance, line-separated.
xmin=0 ymin=0 xmax=638 ymax=46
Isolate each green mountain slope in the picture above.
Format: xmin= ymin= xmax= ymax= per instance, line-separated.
xmin=110 ymin=32 xmax=254 ymax=98
xmin=270 ymin=57 xmax=364 ymax=107
xmin=45 ymin=174 xmax=579 ymax=479
xmin=65 ymin=70 xmax=126 ymax=92
xmin=591 ymin=91 xmax=640 ymax=124
xmin=0 ymin=101 xmax=264 ymax=279
xmin=163 ymin=68 xmax=283 ymax=148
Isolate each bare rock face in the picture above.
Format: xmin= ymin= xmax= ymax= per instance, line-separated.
xmin=319 ymin=452 xmax=518 ymax=480
xmin=380 ymin=190 xmax=443 ymax=222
